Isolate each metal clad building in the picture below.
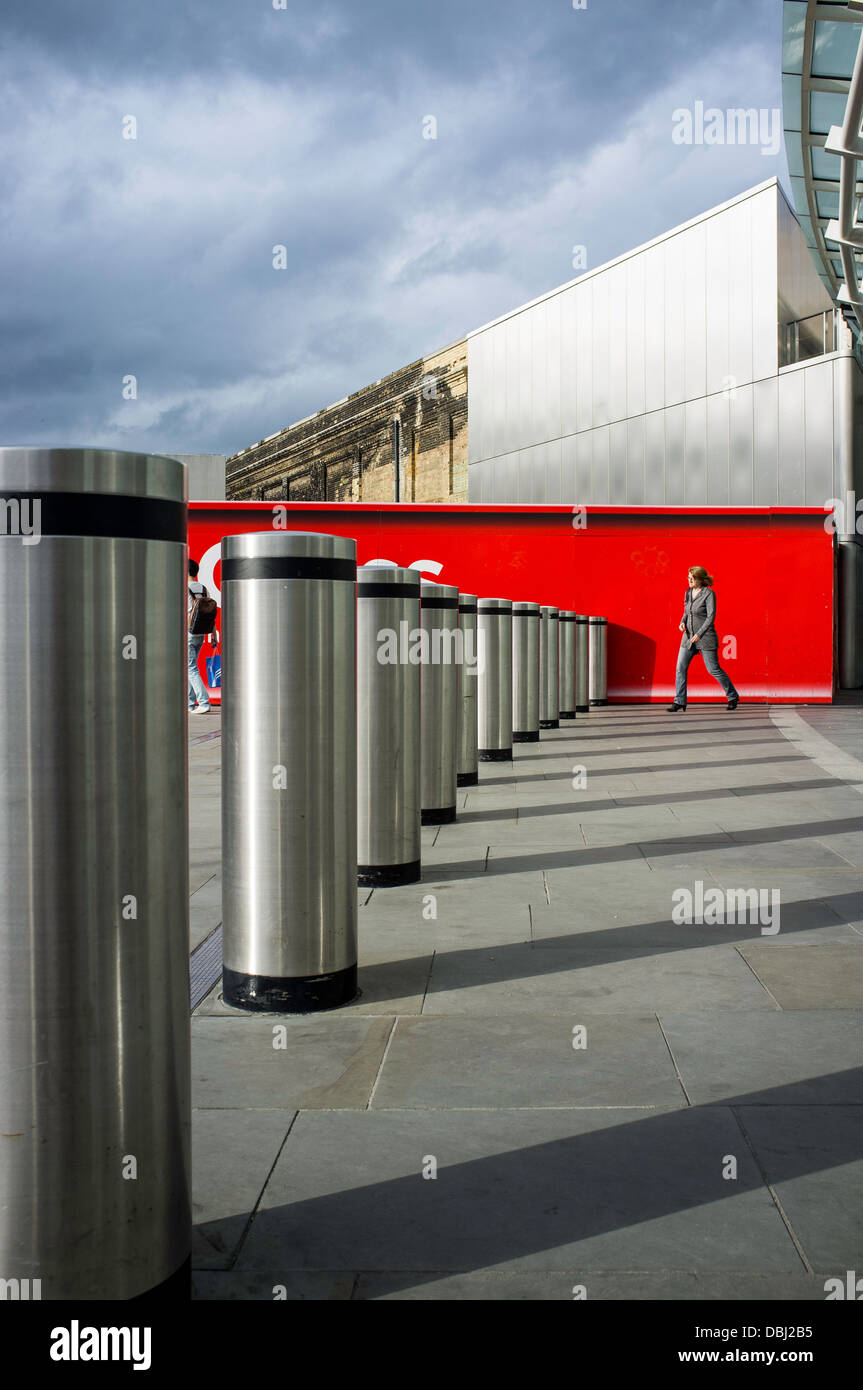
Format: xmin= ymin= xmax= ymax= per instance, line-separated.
xmin=467 ymin=179 xmax=861 ymax=515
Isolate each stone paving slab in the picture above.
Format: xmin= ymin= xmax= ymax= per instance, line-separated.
xmin=192 ymin=1107 xmax=293 ymax=1271
xmin=192 ymin=1014 xmax=395 ymax=1108
xmin=193 ymin=1271 xmax=355 ymax=1299
xmin=368 ymin=1013 xmax=686 ymax=1110
xmin=739 ymin=944 xmax=863 ymax=1009
xmin=422 ymin=942 xmax=773 ymax=1014
xmin=738 ymin=1105 xmax=863 ymax=1270
xmin=233 ymin=1108 xmax=802 ymax=1273
xmin=541 ymin=856 xmax=660 ymax=906
xmin=189 ymin=873 xmax=222 ymax=951
xmin=528 ymin=890 xmax=854 ymax=950
xmin=358 ymin=892 xmax=531 ymax=950
xmin=352 ymin=1271 xmax=824 ymax=1300
xmin=658 ymin=1011 xmax=863 ymax=1105
xmin=642 ymin=835 xmax=853 ymax=874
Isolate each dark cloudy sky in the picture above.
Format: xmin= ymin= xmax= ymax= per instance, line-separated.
xmin=2 ymin=0 xmax=787 ymax=458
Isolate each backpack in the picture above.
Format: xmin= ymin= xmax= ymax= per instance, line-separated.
xmin=189 ymin=584 xmax=218 ymax=635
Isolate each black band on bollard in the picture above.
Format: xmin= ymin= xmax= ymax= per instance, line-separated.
xmin=223 ymin=964 xmax=358 ymax=1013
xmin=457 ymin=771 xmax=479 ymax=786
xmin=560 ymin=710 xmax=577 ymax=719
xmin=358 ymin=859 xmax=421 ymax=887
xmin=0 ymin=492 xmax=186 ymax=543
xmin=478 ymin=748 xmax=512 ymax=761
xmin=223 ymin=556 xmax=356 ymax=582
xmin=513 ymin=731 xmax=540 ymax=742
xmin=576 ymin=704 xmax=589 ymax=713
xmin=422 ymin=805 xmax=457 ymax=824
xmin=590 ymin=699 xmax=609 ymax=706
xmin=476 ymin=606 xmax=511 ymax=616
xmin=420 ymin=597 xmax=459 ymax=611
xmin=540 ymin=719 xmax=560 ymax=729
xmin=131 ymin=1255 xmax=191 ymax=1302
xmin=357 ymin=581 xmax=421 ymax=598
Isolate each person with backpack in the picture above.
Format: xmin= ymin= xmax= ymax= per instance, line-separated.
xmin=188 ymin=558 xmax=218 ymax=714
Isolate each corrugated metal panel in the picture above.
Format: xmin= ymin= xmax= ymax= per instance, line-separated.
xmin=730 ymin=383 xmax=755 ymax=504
xmin=706 ymin=392 xmax=731 ymax=504
xmin=753 ymin=376 xmax=780 ymax=504
xmin=803 ymin=359 xmax=835 ymax=505
xmin=778 ymin=368 xmax=806 ymax=504
xmin=466 ymin=182 xmax=854 ymax=513
xmin=683 ymin=398 xmax=708 ymax=504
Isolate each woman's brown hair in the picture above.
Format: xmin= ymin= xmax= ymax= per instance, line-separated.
xmin=688 ymin=566 xmax=714 ymax=586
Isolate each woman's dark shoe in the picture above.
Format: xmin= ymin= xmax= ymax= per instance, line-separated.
xmin=666 ymin=703 xmax=686 ymax=713
xmin=727 ymin=698 xmax=739 ymax=710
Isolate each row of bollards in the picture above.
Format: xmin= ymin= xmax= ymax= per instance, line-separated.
xmin=0 ymin=464 xmax=609 ymax=1298
xmin=221 ymin=531 xmax=608 ymax=1017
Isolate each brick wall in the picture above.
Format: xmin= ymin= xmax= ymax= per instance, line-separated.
xmin=226 ymin=339 xmax=468 ymax=503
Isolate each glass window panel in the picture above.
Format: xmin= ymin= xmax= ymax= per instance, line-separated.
xmin=790 ymin=174 xmax=809 ymax=211
xmin=782 ymin=2 xmax=807 ymax=75
xmin=812 ymin=145 xmax=842 ymax=180
xmin=812 ymin=19 xmax=859 ymax=80
xmin=783 ymin=75 xmax=802 ymax=130
xmin=798 ymin=213 xmax=817 ymax=249
xmin=810 ymin=90 xmax=849 ymax=136
xmin=784 ymin=131 xmax=805 ymax=177
xmin=816 ymin=188 xmax=840 ymax=218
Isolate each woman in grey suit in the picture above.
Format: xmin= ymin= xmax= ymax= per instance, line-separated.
xmin=667 ymin=566 xmax=739 ymax=712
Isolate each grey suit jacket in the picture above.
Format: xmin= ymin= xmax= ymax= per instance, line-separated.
xmin=680 ymin=585 xmax=719 ymax=651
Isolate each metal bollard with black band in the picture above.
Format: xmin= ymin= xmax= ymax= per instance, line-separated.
xmin=512 ymin=601 xmax=541 ymax=742
xmin=357 ymin=565 xmax=421 ymax=886
xmin=477 ymin=597 xmax=513 ymax=761
xmin=457 ymin=593 xmax=479 ymax=787
xmin=589 ymin=615 xmax=608 ymax=706
xmin=575 ymin=614 xmax=590 ymax=712
xmin=559 ymin=610 xmax=577 ymax=719
xmin=539 ymin=605 xmax=560 ymax=730
xmin=420 ymin=580 xmax=460 ymax=824
xmin=221 ymin=530 xmax=358 ymax=1012
xmin=0 ymin=447 xmax=191 ymax=1300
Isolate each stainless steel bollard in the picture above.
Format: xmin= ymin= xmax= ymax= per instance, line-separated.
xmin=575 ymin=614 xmax=590 ymax=712
xmin=477 ymin=597 xmax=513 ymax=761
xmin=222 ymin=531 xmax=358 ymax=1012
xmin=512 ymin=601 xmax=541 ymax=742
xmin=0 ymin=447 xmax=191 ymax=1300
xmin=457 ymin=593 xmax=479 ymax=787
xmin=559 ymin=610 xmax=577 ymax=719
xmin=357 ymin=565 xmax=421 ymax=886
xmin=420 ymin=580 xmax=459 ymax=824
xmin=589 ymin=615 xmax=608 ymax=705
xmin=539 ymin=605 xmax=560 ymax=729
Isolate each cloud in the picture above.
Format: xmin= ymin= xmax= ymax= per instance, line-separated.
xmin=0 ymin=0 xmax=784 ymax=458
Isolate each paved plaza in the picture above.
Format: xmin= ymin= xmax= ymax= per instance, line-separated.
xmin=188 ymin=701 xmax=863 ymax=1300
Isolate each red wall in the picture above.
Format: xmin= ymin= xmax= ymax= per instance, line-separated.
xmin=189 ymin=502 xmax=836 ymax=705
